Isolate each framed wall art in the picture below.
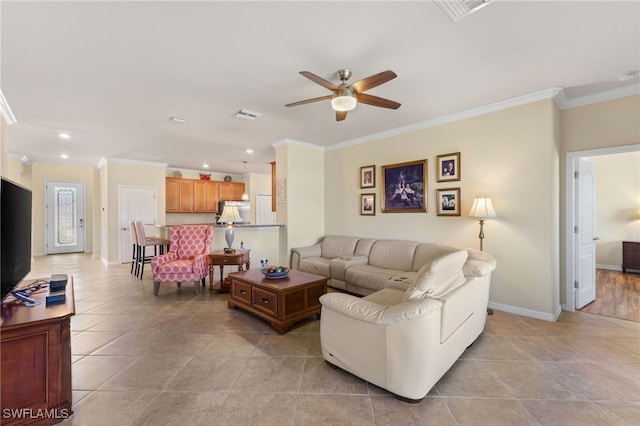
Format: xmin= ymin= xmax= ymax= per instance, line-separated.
xmin=360 ymin=165 xmax=375 ymax=188
xmin=436 ymin=152 xmax=460 ymax=182
xmin=381 ymin=159 xmax=427 ymax=213
xmin=360 ymin=193 xmax=376 ymax=216
xmin=436 ymin=188 xmax=461 ymax=216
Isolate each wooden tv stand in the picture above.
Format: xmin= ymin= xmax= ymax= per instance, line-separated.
xmin=1 ymin=277 xmax=75 ymax=426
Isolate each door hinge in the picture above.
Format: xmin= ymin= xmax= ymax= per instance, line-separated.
xmin=574 ymin=226 xmax=578 ymax=233
xmin=574 ymin=280 xmax=579 ymax=289
xmin=574 ymin=171 xmax=579 ymax=178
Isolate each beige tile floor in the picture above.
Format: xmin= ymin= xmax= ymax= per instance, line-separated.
xmin=24 ymin=253 xmax=640 ymax=426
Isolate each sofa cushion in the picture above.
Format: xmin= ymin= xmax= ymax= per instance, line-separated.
xmin=368 ymin=240 xmax=418 ymax=271
xmin=299 ymin=256 xmax=332 ymax=277
xmin=412 ymin=243 xmax=460 ymax=272
xmin=402 ymin=250 xmax=468 ymax=301
xmin=321 ymin=236 xmax=360 ymax=259
xmin=345 ymin=265 xmax=398 ymax=293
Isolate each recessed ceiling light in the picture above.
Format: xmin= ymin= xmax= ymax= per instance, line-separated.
xmin=60 ymin=154 xmax=69 ymax=159
xmin=202 ymin=163 xmax=209 ymax=168
xmin=246 ymin=149 xmax=254 ymax=154
xmin=58 ymin=133 xmax=71 ymax=139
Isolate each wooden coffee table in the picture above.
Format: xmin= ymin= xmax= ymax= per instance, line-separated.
xmin=227 ymin=269 xmax=328 ymax=334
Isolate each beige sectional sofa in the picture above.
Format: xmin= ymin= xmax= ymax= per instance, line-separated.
xmin=290 ymin=235 xmax=497 ymax=401
xmin=290 ymin=235 xmax=493 ymax=296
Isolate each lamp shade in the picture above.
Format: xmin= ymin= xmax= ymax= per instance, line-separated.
xmin=468 ymin=196 xmax=497 ymax=218
xmin=331 ymin=87 xmax=357 ymax=112
xmin=219 ymin=204 xmax=242 ymax=224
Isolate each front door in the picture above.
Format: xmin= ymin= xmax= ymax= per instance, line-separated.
xmin=119 ymin=186 xmax=157 ymax=263
xmin=46 ymin=181 xmax=86 ymax=254
xmin=575 ymin=158 xmax=597 ymax=309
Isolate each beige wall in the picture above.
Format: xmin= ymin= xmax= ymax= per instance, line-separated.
xmin=0 ymin=116 xmax=7 ymax=177
xmin=558 ymin=95 xmax=640 ymax=305
xmin=103 ymin=160 xmax=166 ymax=263
xmin=591 ymin=151 xmax=640 ymax=267
xmin=6 ymin=156 xmax=32 ymax=188
xmin=324 ymin=99 xmax=561 ymax=317
xmin=31 ymin=163 xmax=95 ymax=255
xmin=275 ymin=142 xmax=325 ymax=265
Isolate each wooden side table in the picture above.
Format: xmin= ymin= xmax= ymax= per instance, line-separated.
xmin=209 ymin=249 xmax=251 ymax=292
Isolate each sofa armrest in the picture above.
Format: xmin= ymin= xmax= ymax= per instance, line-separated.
xmin=192 ymin=254 xmax=209 ymax=273
xmin=330 ymin=255 xmax=369 ymax=281
xmin=462 ymin=250 xmax=497 ymax=277
xmin=320 ymin=293 xmax=442 ymax=325
xmin=290 ymin=243 xmax=322 ymax=269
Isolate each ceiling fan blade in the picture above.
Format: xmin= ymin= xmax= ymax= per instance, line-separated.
xmin=299 ymin=71 xmax=340 ymax=91
xmin=349 ymin=70 xmax=397 ymax=93
xmin=336 ymin=110 xmax=347 ymax=121
xmin=357 ymin=93 xmax=401 ymax=110
xmin=285 ymin=95 xmax=332 ymax=107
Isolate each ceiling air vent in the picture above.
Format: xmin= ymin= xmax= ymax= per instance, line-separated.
xmin=233 ymin=109 xmax=261 ymax=121
xmin=434 ymin=0 xmax=493 ymax=22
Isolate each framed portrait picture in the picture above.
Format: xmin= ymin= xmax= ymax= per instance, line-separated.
xmin=360 ymin=165 xmax=375 ymax=188
xmin=436 ymin=152 xmax=460 ymax=182
xmin=381 ymin=159 xmax=427 ymax=213
xmin=360 ymin=193 xmax=376 ymax=216
xmin=436 ymin=188 xmax=461 ymax=216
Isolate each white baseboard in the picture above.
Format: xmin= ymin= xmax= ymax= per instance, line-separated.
xmin=488 ymin=301 xmax=562 ymax=322
xmin=596 ymin=264 xmax=622 ymax=271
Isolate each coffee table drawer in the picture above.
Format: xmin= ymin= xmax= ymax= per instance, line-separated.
xmin=252 ymin=287 xmax=278 ymax=317
xmin=233 ymin=281 xmax=252 ymax=304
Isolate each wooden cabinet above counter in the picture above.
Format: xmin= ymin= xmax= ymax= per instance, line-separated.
xmin=166 ymin=178 xmax=244 ymax=213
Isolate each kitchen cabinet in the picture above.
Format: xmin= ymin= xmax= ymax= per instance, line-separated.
xmin=205 ymin=181 xmax=219 ymax=212
xmin=167 ymin=178 xmax=242 ymax=212
xmin=166 ymin=178 xmax=180 ymax=212
xmin=179 ymin=179 xmax=194 ymax=212
xmin=219 ymin=182 xmax=245 ymax=201
xmin=194 ymin=180 xmax=220 ymax=213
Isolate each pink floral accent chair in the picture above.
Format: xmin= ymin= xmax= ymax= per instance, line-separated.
xmin=151 ymin=225 xmax=213 ymax=296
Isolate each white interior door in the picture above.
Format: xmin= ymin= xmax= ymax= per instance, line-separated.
xmin=256 ymin=194 xmax=275 ymax=225
xmin=575 ymin=158 xmax=597 ymax=309
xmin=46 ymin=181 xmax=85 ymax=254
xmin=119 ymin=186 xmax=157 ymax=263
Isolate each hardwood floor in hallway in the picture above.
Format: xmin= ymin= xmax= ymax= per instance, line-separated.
xmin=580 ymin=269 xmax=640 ymax=322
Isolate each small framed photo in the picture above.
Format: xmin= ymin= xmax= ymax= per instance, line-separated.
xmin=436 ymin=152 xmax=460 ymax=182
xmin=437 ymin=188 xmax=461 ymax=216
xmin=360 ymin=165 xmax=375 ymax=188
xmin=360 ymin=193 xmax=376 ymax=216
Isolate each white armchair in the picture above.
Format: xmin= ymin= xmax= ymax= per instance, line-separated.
xmin=319 ymin=249 xmax=496 ymax=402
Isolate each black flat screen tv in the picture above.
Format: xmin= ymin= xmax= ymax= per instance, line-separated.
xmin=1 ymin=178 xmax=33 ymax=300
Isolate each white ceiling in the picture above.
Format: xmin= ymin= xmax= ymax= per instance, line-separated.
xmin=2 ymin=1 xmax=639 ymax=176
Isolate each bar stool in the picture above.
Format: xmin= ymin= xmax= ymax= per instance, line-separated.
xmin=134 ymin=221 xmax=170 ymax=279
xmin=129 ymin=221 xmax=139 ymax=276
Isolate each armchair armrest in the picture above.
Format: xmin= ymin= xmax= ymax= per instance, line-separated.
xmin=151 ymin=252 xmax=177 ymax=268
xmin=192 ymin=254 xmax=209 ymax=272
xmin=319 ymin=293 xmax=442 ymax=325
xmin=290 ymin=243 xmax=322 ymax=269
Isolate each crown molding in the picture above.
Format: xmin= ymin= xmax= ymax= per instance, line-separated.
xmin=328 ymin=87 xmax=562 ymax=152
xmin=272 ymin=138 xmax=325 ymax=151
xmin=96 ymin=157 xmax=168 ymax=169
xmin=0 ymin=89 xmax=17 ymax=125
xmin=554 ymin=84 xmax=640 ymax=110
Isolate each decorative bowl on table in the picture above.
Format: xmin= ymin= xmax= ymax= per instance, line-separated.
xmin=261 ymin=267 xmax=289 ymax=279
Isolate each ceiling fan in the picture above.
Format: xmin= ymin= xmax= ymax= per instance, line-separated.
xmin=285 ymin=69 xmax=401 ymax=121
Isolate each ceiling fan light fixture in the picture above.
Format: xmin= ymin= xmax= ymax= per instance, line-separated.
xmin=331 ymin=88 xmax=357 ymax=112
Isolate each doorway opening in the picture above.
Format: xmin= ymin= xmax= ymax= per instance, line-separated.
xmin=564 ymin=144 xmax=640 ymax=312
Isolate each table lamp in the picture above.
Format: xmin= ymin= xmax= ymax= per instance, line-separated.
xmin=468 ymin=196 xmax=497 ymax=251
xmin=219 ymin=203 xmax=242 ymax=253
